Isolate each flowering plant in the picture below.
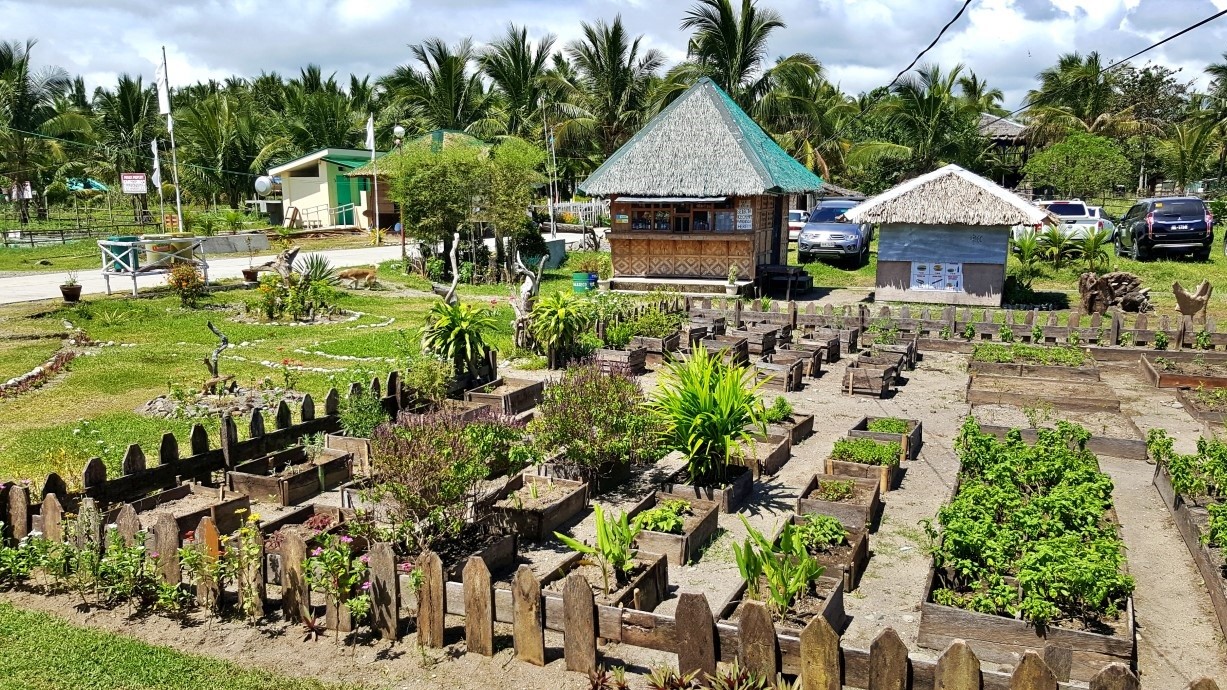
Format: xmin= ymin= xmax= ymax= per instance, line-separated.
xmin=304 ymin=533 xmax=367 ymax=639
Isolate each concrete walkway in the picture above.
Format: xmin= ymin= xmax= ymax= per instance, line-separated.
xmin=0 ymin=245 xmax=408 ymax=305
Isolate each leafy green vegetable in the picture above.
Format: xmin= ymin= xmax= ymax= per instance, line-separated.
xmin=813 ymin=479 xmax=855 ymax=502
xmin=971 ymin=343 xmax=1088 ymax=367
xmin=633 ymin=499 xmax=692 ymax=535
xmin=763 ymin=396 xmax=794 ymax=424
xmin=831 ymin=437 xmax=901 ymax=467
xmin=794 ymin=515 xmax=847 ymax=553
xmin=866 ymin=417 xmax=909 ymax=435
xmin=732 ymin=515 xmax=824 ymax=620
xmin=554 ymin=505 xmax=639 ymax=596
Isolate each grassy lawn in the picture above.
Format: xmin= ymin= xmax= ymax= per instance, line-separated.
xmin=0 ymin=340 xmax=61 ymax=381
xmin=0 ymin=603 xmax=356 ymax=690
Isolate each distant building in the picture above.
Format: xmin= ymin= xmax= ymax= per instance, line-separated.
xmin=845 ymin=164 xmax=1048 ymax=307
xmin=268 ymin=148 xmax=388 ymax=229
xmin=978 ymin=113 xmax=1030 ymax=190
xmin=579 ymin=77 xmax=823 ymax=294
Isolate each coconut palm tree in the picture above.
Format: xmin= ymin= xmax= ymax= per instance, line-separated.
xmin=480 ymin=24 xmax=556 ymax=139
xmin=548 ymin=16 xmax=663 ymax=161
xmin=1024 ymin=51 xmax=1149 ymax=143
xmin=1160 ymin=121 xmax=1219 ymax=193
xmin=92 ymin=74 xmax=160 ymax=216
xmin=877 ymin=63 xmax=985 ymax=174
xmin=1206 ymin=51 xmax=1227 ymax=98
xmin=175 ymin=92 xmax=270 ymax=207
xmin=958 ymin=71 xmax=1007 ymax=116
xmin=0 ymin=39 xmax=91 ymax=223
xmin=381 ymin=38 xmax=493 ymax=133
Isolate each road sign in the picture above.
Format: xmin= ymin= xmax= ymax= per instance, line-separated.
xmin=120 ymin=173 xmax=147 ymax=195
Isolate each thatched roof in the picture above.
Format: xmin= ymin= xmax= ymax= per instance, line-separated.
xmin=815 ymin=182 xmax=864 ymax=199
xmin=977 ymin=113 xmax=1027 ymax=142
xmin=579 ymin=78 xmax=823 ymax=197
xmin=347 ymin=130 xmax=486 ymax=176
xmin=843 ymin=164 xmax=1049 ymax=226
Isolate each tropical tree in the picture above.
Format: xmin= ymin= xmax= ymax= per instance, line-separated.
xmin=381 ymin=38 xmax=493 ymax=133
xmin=1024 ymin=52 xmax=1149 ymax=143
xmin=529 ymin=291 xmax=592 ymax=369
xmin=174 ymin=92 xmax=268 ymax=206
xmin=0 ymin=39 xmax=91 ymax=222
xmin=1159 ymin=121 xmax=1218 ymax=192
xmin=1023 ymin=132 xmax=1130 ymax=198
xmin=480 ymin=24 xmax=556 ymax=139
xmin=876 ymin=63 xmax=985 ymax=175
xmin=958 ymin=71 xmax=1006 ymax=116
xmin=384 ymin=140 xmax=485 ymax=247
xmin=92 ymin=75 xmax=159 ymax=194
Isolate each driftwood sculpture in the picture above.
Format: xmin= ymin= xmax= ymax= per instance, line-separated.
xmin=203 ymin=321 xmax=234 ymax=394
xmin=429 ymin=233 xmax=462 ymax=306
xmin=1077 ymin=272 xmax=1152 ymax=314
xmin=253 ymin=246 xmax=300 ymax=284
xmin=1174 ymin=280 xmax=1213 ymax=322
xmin=510 ymin=250 xmax=547 ymax=350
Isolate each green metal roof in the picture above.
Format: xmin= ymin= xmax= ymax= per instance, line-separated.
xmin=323 ymin=153 xmax=383 ymax=169
xmin=579 ymin=78 xmax=824 ymax=197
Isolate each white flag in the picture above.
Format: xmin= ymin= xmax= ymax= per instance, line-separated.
xmin=151 ymin=139 xmax=162 ymax=188
xmin=365 ymin=114 xmax=375 ymax=152
xmin=155 ymin=60 xmax=171 ymax=115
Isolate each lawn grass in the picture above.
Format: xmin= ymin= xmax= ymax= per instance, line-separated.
xmin=0 ymin=340 xmax=60 ymax=381
xmin=0 ymin=602 xmax=358 ymax=690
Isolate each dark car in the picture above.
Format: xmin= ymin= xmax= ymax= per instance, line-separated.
xmin=1115 ymin=197 xmax=1214 ymax=261
xmin=797 ymin=198 xmax=872 ymax=266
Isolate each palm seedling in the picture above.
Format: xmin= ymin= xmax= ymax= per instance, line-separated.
xmin=554 ymin=505 xmax=640 ymax=596
xmin=1077 ymin=227 xmax=1112 ymax=274
xmin=420 ymin=301 xmax=496 ymax=379
xmin=1039 ymin=227 xmax=1078 ymax=269
xmin=529 ymin=291 xmax=592 ymax=369
xmin=1009 ymin=230 xmax=1043 ymax=288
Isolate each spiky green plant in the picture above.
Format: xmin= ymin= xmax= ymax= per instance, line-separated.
xmin=554 ymin=505 xmax=639 ymax=595
xmin=1077 ymin=227 xmax=1112 ymax=274
xmin=1010 ymin=230 xmax=1044 ymax=288
xmin=1039 ymin=227 xmax=1078 ymax=269
xmin=295 ymin=253 xmax=339 ymax=285
xmin=650 ymin=344 xmax=766 ymax=486
xmin=420 ymin=301 xmax=496 ymax=378
xmin=529 ymin=291 xmax=592 ymax=368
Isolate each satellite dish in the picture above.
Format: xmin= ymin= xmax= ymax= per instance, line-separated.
xmin=254 ymin=176 xmax=274 ymax=196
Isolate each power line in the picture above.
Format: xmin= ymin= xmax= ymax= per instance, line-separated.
xmin=979 ymin=7 xmax=1227 ymax=133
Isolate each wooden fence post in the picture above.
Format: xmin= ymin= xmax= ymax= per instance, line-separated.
xmin=220 ymin=415 xmax=238 ymax=468
xmin=82 ymin=458 xmax=107 ymax=493
xmin=76 ymin=497 xmax=103 ymax=550
xmin=190 ymin=423 xmax=210 ymax=456
xmin=463 ymin=557 xmax=493 ymax=656
xmin=800 ymin=614 xmax=840 ymax=690
xmin=194 ymin=516 xmax=221 ymax=609
xmin=1010 ymin=651 xmax=1056 ymax=690
xmin=417 ymin=551 xmax=445 ymax=648
xmin=159 ymin=432 xmax=178 ymax=466
xmin=512 ymin=565 xmax=544 ymax=666
xmin=249 ymin=408 xmax=266 ymax=438
xmin=7 ymin=484 xmax=28 ymax=542
xmin=675 ymin=592 xmax=716 ymax=680
xmin=369 ymin=542 xmax=399 ymax=641
xmin=151 ymin=512 xmax=179 ymax=583
xmin=42 ymin=493 xmax=63 ymax=543
xmin=301 ymin=393 xmax=316 ymax=422
xmin=238 ymin=530 xmax=266 ymax=616
xmin=324 ymin=388 xmax=339 ymax=416
xmin=562 ymin=572 xmax=596 ymax=674
xmin=1089 ymin=663 xmax=1139 ymax=690
xmin=114 ymin=504 xmax=140 ymax=547
xmin=869 ymin=627 xmax=908 ymax=690
xmin=737 ymin=600 xmax=778 ymax=679
xmin=121 ymin=444 xmax=147 ymax=475
xmin=281 ymin=532 xmax=309 ymax=622
xmin=1042 ymin=644 xmax=1072 ymax=683
xmin=933 ymin=640 xmax=980 ymax=690
xmin=275 ymin=400 xmax=292 ymax=430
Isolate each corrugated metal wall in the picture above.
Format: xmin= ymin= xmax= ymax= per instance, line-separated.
xmin=876 ymin=223 xmax=1010 ymax=264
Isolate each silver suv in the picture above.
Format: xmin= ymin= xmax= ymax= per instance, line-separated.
xmin=797 ymin=198 xmax=872 ymax=266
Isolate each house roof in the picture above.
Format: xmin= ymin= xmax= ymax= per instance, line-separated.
xmin=843 ymin=163 xmax=1050 ymax=226
xmin=815 ymin=182 xmax=864 ymax=199
xmin=977 ymin=113 xmax=1027 ymax=142
xmin=578 ymin=78 xmax=824 ymax=197
xmin=346 ymin=130 xmax=487 ymax=176
xmin=268 ymin=148 xmax=389 ymax=176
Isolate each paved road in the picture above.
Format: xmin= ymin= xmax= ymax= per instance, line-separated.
xmin=0 ymin=245 xmax=408 ymax=305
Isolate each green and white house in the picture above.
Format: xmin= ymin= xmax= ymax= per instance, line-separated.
xmin=268 ymin=148 xmax=388 ymax=229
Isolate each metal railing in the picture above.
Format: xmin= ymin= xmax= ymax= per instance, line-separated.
xmin=98 ymin=237 xmax=210 ymax=296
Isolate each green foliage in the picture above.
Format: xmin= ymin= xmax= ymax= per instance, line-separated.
xmin=650 ymin=344 xmax=766 ymax=486
xmin=794 ymin=514 xmax=847 ymax=553
xmin=511 ymin=221 xmax=550 ymax=261
xmin=626 ymin=307 xmax=685 ymax=339
xmin=487 ymin=137 xmax=547 ymax=240
xmin=866 ymin=417 xmax=909 ymax=434
xmin=530 ymin=292 xmax=592 ymax=367
xmin=1196 ymin=329 xmax=1213 ymax=350
xmin=927 ymin=419 xmax=1134 ymax=628
xmin=1038 ymin=227 xmax=1079 ymax=270
xmin=420 ymin=301 xmax=495 ymax=378
xmin=1032 ymin=324 xmax=1045 ymax=343
xmin=1010 ymin=231 xmax=1044 ymax=289
xmin=813 ymin=479 xmax=855 ymax=502
xmin=401 ymin=351 xmax=455 ymax=407
xmin=1077 ymin=227 xmax=1112 ymax=274
xmin=732 ymin=515 xmax=824 ymax=619
xmin=1154 ymin=330 xmax=1170 ymax=350
xmin=303 ymin=533 xmax=367 ymax=627
xmin=339 ymin=391 xmax=389 ymax=438
xmin=294 ymin=254 xmax=339 ymax=285
xmin=867 ymin=319 xmax=899 ymax=345
xmin=831 ymin=437 xmax=900 ymax=467
xmin=385 ymin=143 xmax=487 ymax=245
xmin=255 ymin=273 xmax=338 ymax=321
xmin=1205 ymin=503 xmax=1227 ymax=562
xmin=528 ymin=364 xmax=664 ymax=477
xmin=554 ymin=505 xmax=639 ymax=596
xmin=604 ymin=321 xmax=635 ymax=349
xmin=763 ymin=396 xmax=794 ymax=424
xmin=971 ymin=343 xmax=1088 ymax=367
xmin=997 ymin=323 xmax=1014 ymax=343
xmin=167 ymin=264 xmax=206 ymax=308
xmin=633 ymin=499 xmax=693 ymax=535
xmin=1147 ymin=428 xmax=1227 ymax=499
xmin=1023 ymin=132 xmax=1132 ymax=197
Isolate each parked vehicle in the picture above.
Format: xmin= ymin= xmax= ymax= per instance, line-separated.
xmin=788 ymin=209 xmax=807 ymax=242
xmin=1115 ymin=197 xmax=1214 ymax=261
xmin=1034 ymin=199 xmax=1103 ymax=239
xmin=797 ymin=198 xmax=872 ymax=266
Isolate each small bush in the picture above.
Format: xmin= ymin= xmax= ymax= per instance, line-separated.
xmin=866 ymin=417 xmax=909 ymax=434
xmin=763 ymin=396 xmax=793 ymax=424
xmin=831 ymin=437 xmax=900 ymax=466
xmin=167 ymin=264 xmax=206 ymax=308
xmin=339 ymin=391 xmax=389 ymax=438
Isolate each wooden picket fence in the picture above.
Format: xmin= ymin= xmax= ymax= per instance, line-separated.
xmin=682 ymin=298 xmax=1227 ymax=351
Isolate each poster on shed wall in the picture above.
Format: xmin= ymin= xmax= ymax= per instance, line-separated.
xmin=910 ymin=262 xmax=963 ymax=291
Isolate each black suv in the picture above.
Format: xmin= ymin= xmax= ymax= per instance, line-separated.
xmin=1115 ymin=197 xmax=1214 ymax=261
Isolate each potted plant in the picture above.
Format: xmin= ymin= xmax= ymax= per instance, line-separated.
xmin=726 ymin=265 xmax=740 ymax=296
xmin=60 ymin=270 xmax=82 ymax=303
xmin=241 ymin=236 xmax=260 ymax=284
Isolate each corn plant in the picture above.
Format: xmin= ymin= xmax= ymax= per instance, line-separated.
xmin=554 ymin=505 xmax=640 ymax=596
xmin=732 ymin=515 xmax=824 ymax=619
xmin=650 ymin=344 xmax=766 ymax=486
xmin=420 ymin=301 xmax=496 ymax=378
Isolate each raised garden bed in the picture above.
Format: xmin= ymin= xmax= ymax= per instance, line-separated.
xmin=441 ymin=525 xmax=519 ymax=582
xmin=658 ymin=463 xmax=754 ymax=513
xmin=1141 ymin=353 xmax=1227 ymax=390
xmin=632 ymin=332 xmax=681 ymax=367
xmin=754 ymin=359 xmax=803 ymax=392
xmin=227 ymin=446 xmax=352 ymax=507
xmin=857 ymin=351 xmax=906 ymax=379
xmin=975 ymin=424 xmax=1147 ymax=461
xmin=701 ymin=335 xmax=749 ymax=367
xmin=842 ymin=364 xmax=896 ymax=398
xmin=848 ymin=417 xmax=923 ymax=462
xmin=729 ymin=326 xmax=778 ymax=356
xmin=464 ymin=377 xmax=545 ymax=415
xmin=965 ymin=375 xmax=1121 ymax=413
xmin=325 ymin=434 xmax=371 ymax=476
xmin=795 ymin=333 xmax=841 ymax=363
xmin=970 ymin=343 xmax=1099 ymax=382
xmin=490 ymin=472 xmax=588 ymax=541
xmin=796 ymin=473 xmax=882 ymax=533
xmin=1152 ymin=463 xmax=1227 ymax=641
xmin=768 ymin=413 xmax=815 ymax=446
xmin=779 ymin=514 xmax=869 ymax=592
xmin=718 ymin=573 xmax=848 ymax=636
xmin=1175 ymin=386 xmax=1227 ymax=426
xmin=824 ymin=437 xmax=903 ymax=494
xmin=134 ymin=483 xmax=251 ymax=538
xmin=743 ymin=434 xmax=791 ymax=477
xmin=626 ymin=492 xmax=719 ymax=568
xmin=595 ymin=346 xmax=648 ymax=375
xmin=438 ymin=398 xmax=494 ymax=420
xmin=873 ymin=338 xmax=918 ymax=370
xmin=262 ymin=504 xmax=345 ymax=585
xmin=533 ymin=455 xmax=632 ymax=495
xmin=339 ymin=477 xmax=397 ymax=522
xmin=770 ymin=347 xmax=823 ymax=378
xmin=544 ymin=550 xmax=668 ymax=611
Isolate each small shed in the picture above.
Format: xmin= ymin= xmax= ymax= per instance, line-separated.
xmin=268 ymin=148 xmax=388 ymax=229
xmin=579 ymin=78 xmax=823 ymax=293
xmin=844 ymin=164 xmax=1048 ymax=307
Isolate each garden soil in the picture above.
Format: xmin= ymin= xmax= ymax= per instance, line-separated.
xmin=3 ymin=354 xmax=1227 ymax=689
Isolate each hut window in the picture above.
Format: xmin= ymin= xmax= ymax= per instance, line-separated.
xmin=714 ymin=210 xmax=735 ymax=233
xmin=654 ymin=209 xmax=670 ymax=232
xmin=632 ymin=210 xmax=651 ymax=231
xmin=693 ymin=210 xmax=710 ymax=232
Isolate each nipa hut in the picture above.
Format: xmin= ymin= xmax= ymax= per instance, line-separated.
xmin=844 ymin=164 xmax=1049 ymax=307
xmin=579 ymin=78 xmax=823 ymax=294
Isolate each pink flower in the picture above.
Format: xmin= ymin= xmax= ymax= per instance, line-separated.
xmin=339 ymin=535 xmax=353 ymax=544
xmin=397 ymin=562 xmax=414 ymax=572
xmin=149 ymin=552 xmax=159 ymax=559
xmin=311 ymin=547 xmax=323 ymax=556
xmin=359 ymin=554 xmax=370 ymax=564
xmin=361 ymin=581 xmax=372 ymax=591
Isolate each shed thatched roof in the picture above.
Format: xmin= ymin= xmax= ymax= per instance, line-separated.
xmin=843 ymin=164 xmax=1048 ymax=226
xmin=815 ymin=182 xmax=864 ymax=199
xmin=977 ymin=113 xmax=1027 ymax=142
xmin=579 ymin=78 xmax=823 ymax=197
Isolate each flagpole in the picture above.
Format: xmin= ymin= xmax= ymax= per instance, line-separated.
xmin=372 ymin=140 xmax=380 ymax=234
xmin=152 ymin=140 xmax=166 ymax=229
xmin=162 ymin=46 xmax=184 ymax=233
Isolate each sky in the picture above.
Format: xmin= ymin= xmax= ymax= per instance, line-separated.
xmin=5 ymin=0 xmax=1227 ymax=112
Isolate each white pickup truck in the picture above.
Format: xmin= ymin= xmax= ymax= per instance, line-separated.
xmin=1036 ymin=199 xmax=1106 ymax=239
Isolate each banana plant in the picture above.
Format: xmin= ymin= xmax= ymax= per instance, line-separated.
xmin=554 ymin=505 xmax=640 ymax=595
xmin=733 ymin=515 xmax=824 ymax=619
